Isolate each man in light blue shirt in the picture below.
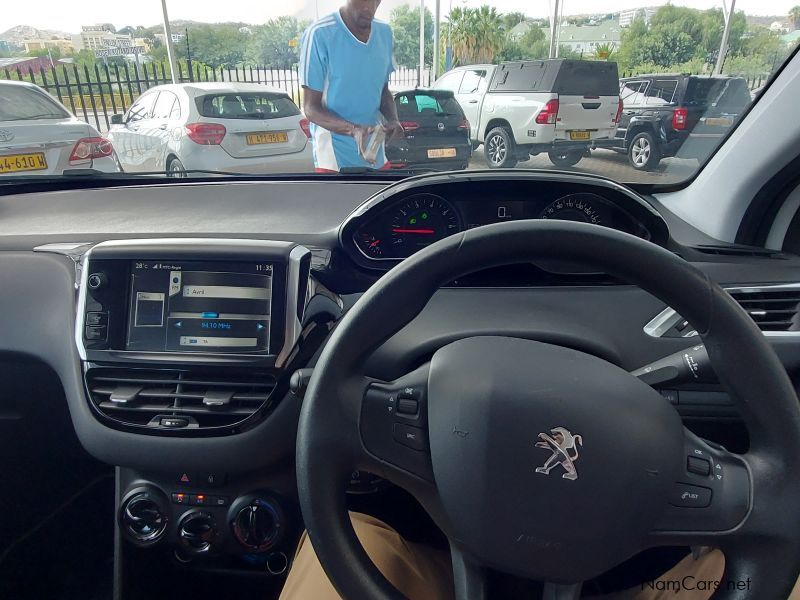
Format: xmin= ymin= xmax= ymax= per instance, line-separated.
xmin=299 ymin=0 xmax=403 ymax=172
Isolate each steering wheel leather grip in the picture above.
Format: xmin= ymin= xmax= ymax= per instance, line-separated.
xmin=296 ymin=220 xmax=800 ymax=600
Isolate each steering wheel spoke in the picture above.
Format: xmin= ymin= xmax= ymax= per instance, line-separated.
xmin=358 ymin=363 xmax=435 ymax=484
xmin=649 ymin=429 xmax=750 ymax=540
xmin=450 ymin=543 xmax=489 ymax=600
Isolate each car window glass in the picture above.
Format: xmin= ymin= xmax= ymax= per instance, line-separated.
xmin=619 ymin=81 xmax=649 ymax=106
xmin=458 ymin=70 xmax=486 ymax=95
xmin=396 ymin=94 xmax=462 ymax=117
xmin=0 ymin=85 xmax=70 ymax=121
xmin=126 ymin=93 xmax=157 ymax=123
xmin=197 ymin=94 xmax=300 ymax=119
xmin=644 ymin=80 xmax=679 ymax=105
xmin=152 ymin=91 xmax=178 ymax=120
xmin=435 ymin=71 xmax=465 ymax=93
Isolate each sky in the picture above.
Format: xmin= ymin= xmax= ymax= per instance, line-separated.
xmin=1 ymin=0 xmax=798 ymax=35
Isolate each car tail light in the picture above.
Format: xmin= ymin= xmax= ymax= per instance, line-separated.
xmin=299 ymin=118 xmax=311 ymax=139
xmin=400 ymin=121 xmax=420 ymax=134
xmin=458 ymin=118 xmax=469 ymax=131
xmin=672 ymin=107 xmax=688 ymax=131
xmin=68 ymin=137 xmax=114 ymax=163
xmin=185 ymin=123 xmax=226 ymax=145
xmin=535 ymin=99 xmax=559 ymax=125
xmin=614 ymin=99 xmax=624 ymax=124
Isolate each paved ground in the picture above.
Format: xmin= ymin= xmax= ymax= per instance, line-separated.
xmin=468 ymin=146 xmax=698 ymax=185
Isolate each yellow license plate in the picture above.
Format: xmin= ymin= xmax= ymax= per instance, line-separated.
xmin=0 ymin=152 xmax=47 ymax=174
xmin=568 ymin=131 xmax=591 ymax=141
xmin=704 ymin=117 xmax=733 ymax=127
xmin=427 ymin=148 xmax=457 ymax=159
xmin=246 ymin=132 xmax=288 ymax=145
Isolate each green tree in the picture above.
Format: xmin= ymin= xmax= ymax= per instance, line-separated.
xmin=180 ymin=25 xmax=249 ymax=67
xmin=27 ymin=47 xmax=62 ymax=60
xmin=389 ymin=5 xmax=433 ymax=68
xmin=790 ymin=6 xmax=800 ymax=29
xmin=447 ymin=5 xmax=504 ymax=65
xmin=247 ymin=17 xmax=307 ymax=68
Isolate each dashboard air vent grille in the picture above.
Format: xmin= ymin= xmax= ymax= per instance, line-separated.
xmin=85 ymin=368 xmax=277 ymax=430
xmin=728 ymin=287 xmax=800 ymax=332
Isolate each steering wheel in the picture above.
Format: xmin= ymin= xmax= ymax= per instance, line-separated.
xmin=297 ymin=220 xmax=800 ymax=599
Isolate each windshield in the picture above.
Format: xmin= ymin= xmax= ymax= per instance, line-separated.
xmin=1 ymin=0 xmax=798 ymax=184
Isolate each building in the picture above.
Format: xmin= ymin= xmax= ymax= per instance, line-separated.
xmin=23 ymin=38 xmax=75 ymax=55
xmin=72 ymin=26 xmax=133 ymax=53
xmin=0 ymin=56 xmax=63 ymax=74
xmin=619 ymin=8 xmax=656 ymax=27
xmin=781 ymin=30 xmax=800 ymax=46
xmin=154 ymin=31 xmax=186 ymax=46
xmin=548 ymin=21 xmax=621 ymax=55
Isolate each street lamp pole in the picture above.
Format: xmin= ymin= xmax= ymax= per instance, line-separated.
xmin=714 ymin=0 xmax=736 ymax=75
xmin=419 ymin=0 xmax=425 ymax=86
xmin=549 ymin=0 xmax=561 ymax=58
xmin=433 ymin=0 xmax=440 ymax=81
xmin=160 ymin=0 xmax=179 ymax=83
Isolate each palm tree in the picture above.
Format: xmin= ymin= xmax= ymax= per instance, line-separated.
xmin=594 ymin=42 xmax=615 ymax=60
xmin=791 ymin=6 xmax=800 ymax=30
xmin=447 ymin=5 xmax=504 ymax=65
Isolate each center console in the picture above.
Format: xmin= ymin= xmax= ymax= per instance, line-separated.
xmin=73 ymin=239 xmax=321 ymax=598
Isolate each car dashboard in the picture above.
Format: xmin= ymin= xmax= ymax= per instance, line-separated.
xmin=2 ymin=170 xmax=800 ymax=598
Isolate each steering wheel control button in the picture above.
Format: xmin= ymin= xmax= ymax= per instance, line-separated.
xmin=687 ymin=456 xmax=711 ymax=476
xmin=397 ymin=398 xmax=419 ymax=415
xmin=392 ymin=423 xmax=427 ymax=451
xmin=86 ymin=311 xmax=108 ymax=326
xmin=670 ymin=484 xmax=712 ymax=508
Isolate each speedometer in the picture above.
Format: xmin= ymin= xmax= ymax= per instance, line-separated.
xmin=388 ymin=194 xmax=461 ymax=256
xmin=539 ymin=194 xmax=603 ymax=225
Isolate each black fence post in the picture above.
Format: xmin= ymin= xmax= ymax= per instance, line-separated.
xmin=52 ymin=67 xmax=78 ymax=117
xmin=69 ymin=65 xmax=91 ymax=125
xmin=130 ymin=63 xmax=142 ymax=95
xmin=141 ymin=62 xmax=151 ymax=92
xmin=103 ymin=63 xmax=119 ymax=117
xmin=82 ymin=65 xmax=101 ymax=131
xmin=93 ymin=64 xmax=111 ymax=131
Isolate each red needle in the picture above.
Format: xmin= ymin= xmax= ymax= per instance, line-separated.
xmin=392 ymin=228 xmax=435 ymax=234
xmin=369 ymin=239 xmax=380 ymax=248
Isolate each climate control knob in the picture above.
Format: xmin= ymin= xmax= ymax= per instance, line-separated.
xmin=231 ymin=496 xmax=285 ymax=553
xmin=119 ymin=488 xmax=168 ymax=547
xmin=178 ymin=510 xmax=218 ymax=555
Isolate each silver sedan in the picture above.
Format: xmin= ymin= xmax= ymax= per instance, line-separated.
xmin=107 ymin=82 xmax=314 ymax=176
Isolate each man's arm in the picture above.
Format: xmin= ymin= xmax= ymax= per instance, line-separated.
xmin=380 ymin=84 xmax=404 ymax=141
xmin=303 ymin=88 xmax=373 ymax=155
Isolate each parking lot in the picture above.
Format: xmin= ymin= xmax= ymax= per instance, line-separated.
xmin=467 ymin=146 xmax=698 ymax=185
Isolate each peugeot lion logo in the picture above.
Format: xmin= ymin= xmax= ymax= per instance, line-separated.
xmin=0 ymin=129 xmax=14 ymax=143
xmin=535 ymin=427 xmax=583 ymax=481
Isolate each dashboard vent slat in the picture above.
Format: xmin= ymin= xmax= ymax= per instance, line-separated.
xmin=86 ymin=368 xmax=277 ymax=430
xmin=728 ymin=287 xmax=800 ymax=333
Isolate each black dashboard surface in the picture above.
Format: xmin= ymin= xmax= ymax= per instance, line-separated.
xmin=1 ymin=172 xmax=800 ymax=471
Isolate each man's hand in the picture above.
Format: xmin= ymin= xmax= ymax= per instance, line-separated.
xmin=383 ymin=120 xmax=404 ymax=142
xmin=352 ymin=124 xmax=375 ymax=162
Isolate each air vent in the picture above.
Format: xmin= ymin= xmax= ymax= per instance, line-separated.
xmin=691 ymin=245 xmax=783 ymax=258
xmin=85 ymin=368 xmax=277 ymax=431
xmin=727 ymin=287 xmax=800 ymax=332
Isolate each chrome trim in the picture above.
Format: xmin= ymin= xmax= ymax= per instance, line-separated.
xmin=643 ymin=282 xmax=800 ymax=338
xmin=34 ymin=242 xmax=95 ymax=289
xmin=75 ymin=238 xmax=310 ymax=364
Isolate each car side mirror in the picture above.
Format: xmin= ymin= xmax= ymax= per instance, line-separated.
xmin=111 ymin=114 xmax=124 ymax=125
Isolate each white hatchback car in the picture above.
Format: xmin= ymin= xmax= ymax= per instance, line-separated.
xmin=107 ymin=82 xmax=314 ymax=176
xmin=0 ymin=80 xmax=119 ymax=177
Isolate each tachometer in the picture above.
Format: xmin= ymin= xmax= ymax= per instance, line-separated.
xmin=389 ymin=194 xmax=461 ymax=255
xmin=539 ymin=194 xmax=602 ymax=225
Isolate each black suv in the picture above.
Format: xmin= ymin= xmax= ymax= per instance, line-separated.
xmin=614 ymin=74 xmax=752 ymax=170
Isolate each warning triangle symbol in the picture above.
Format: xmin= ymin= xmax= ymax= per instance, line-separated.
xmin=180 ymin=473 xmax=190 ymax=483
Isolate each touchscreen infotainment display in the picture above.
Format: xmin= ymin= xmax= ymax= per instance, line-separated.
xmin=126 ymin=260 xmax=274 ymax=353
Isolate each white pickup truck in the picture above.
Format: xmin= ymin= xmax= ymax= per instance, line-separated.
xmin=433 ymin=60 xmax=623 ymax=168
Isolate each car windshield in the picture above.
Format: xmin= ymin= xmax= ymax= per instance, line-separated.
xmin=1 ymin=0 xmax=799 ymax=184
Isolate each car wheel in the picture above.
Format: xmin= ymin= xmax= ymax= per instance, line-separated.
xmin=167 ymin=157 xmax=188 ymax=178
xmin=484 ymin=127 xmax=518 ymax=169
xmin=547 ymin=150 xmax=583 ymax=167
xmin=628 ymin=132 xmax=661 ymax=171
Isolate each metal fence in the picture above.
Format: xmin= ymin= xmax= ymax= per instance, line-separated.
xmin=1 ymin=62 xmax=430 ymax=133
